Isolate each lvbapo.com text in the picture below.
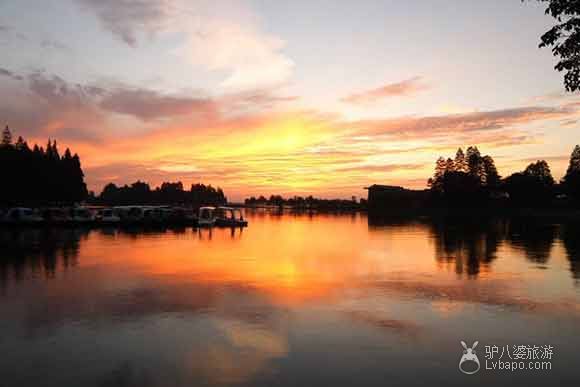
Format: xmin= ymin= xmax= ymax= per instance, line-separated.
xmin=486 ymin=360 xmax=552 ymax=371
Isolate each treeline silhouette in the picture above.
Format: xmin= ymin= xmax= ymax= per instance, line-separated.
xmin=244 ymin=194 xmax=366 ymax=211
xmin=92 ymin=181 xmax=227 ymax=207
xmin=0 ymin=126 xmax=87 ymax=206
xmin=428 ymin=145 xmax=580 ymax=208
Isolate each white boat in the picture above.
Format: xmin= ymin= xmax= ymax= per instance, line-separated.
xmin=42 ymin=207 xmax=72 ymax=224
xmin=70 ymin=207 xmax=96 ymax=223
xmin=142 ymin=207 xmax=172 ymax=223
xmin=96 ymin=208 xmax=121 ymax=224
xmin=170 ymin=207 xmax=197 ymax=224
xmin=113 ymin=206 xmax=146 ymax=223
xmin=198 ymin=206 xmax=216 ymax=227
xmin=2 ymin=207 xmax=43 ymax=224
xmin=215 ymin=207 xmax=248 ymax=227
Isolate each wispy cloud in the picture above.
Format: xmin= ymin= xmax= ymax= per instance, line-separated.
xmin=342 ymin=76 xmax=430 ymax=104
xmin=0 ymin=69 xmax=297 ymax=141
xmin=2 ymin=68 xmax=579 ymax=198
xmin=40 ymin=39 xmax=71 ymax=51
xmin=350 ymin=107 xmax=570 ymax=137
xmin=76 ymin=0 xmax=294 ymax=89
xmin=0 ymin=67 xmax=23 ymax=81
xmin=99 ymin=88 xmax=218 ymax=121
xmin=76 ymin=0 xmax=169 ymax=47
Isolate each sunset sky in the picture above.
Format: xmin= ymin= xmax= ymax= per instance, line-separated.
xmin=1 ymin=0 xmax=579 ymax=200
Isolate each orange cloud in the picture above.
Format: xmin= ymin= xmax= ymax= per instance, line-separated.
xmin=341 ymin=76 xmax=430 ymax=104
xmin=2 ymin=69 xmax=579 ymax=200
xmin=100 ymin=88 xmax=218 ymax=121
xmin=350 ymin=107 xmax=570 ymax=137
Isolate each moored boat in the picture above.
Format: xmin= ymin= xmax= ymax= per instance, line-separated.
xmin=42 ymin=207 xmax=72 ymax=224
xmin=215 ymin=207 xmax=248 ymax=227
xmin=95 ymin=208 xmax=121 ymax=224
xmin=198 ymin=206 xmax=216 ymax=227
xmin=1 ymin=207 xmax=44 ymax=224
xmin=113 ymin=206 xmax=146 ymax=224
xmin=70 ymin=207 xmax=96 ymax=224
xmin=169 ymin=207 xmax=197 ymax=225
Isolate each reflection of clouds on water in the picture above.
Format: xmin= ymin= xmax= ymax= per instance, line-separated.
xmin=185 ymin=320 xmax=288 ymax=385
xmin=429 ymin=300 xmax=465 ymax=318
xmin=343 ymin=310 xmax=421 ymax=337
xmin=366 ymin=277 xmax=580 ymax=316
xmin=2 ymin=216 xmax=580 ymax=386
xmin=0 ymin=268 xmax=289 ymax=386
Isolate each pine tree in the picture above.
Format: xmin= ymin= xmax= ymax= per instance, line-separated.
xmin=466 ymin=146 xmax=485 ymax=184
xmin=71 ymin=153 xmax=88 ymax=202
xmin=0 ymin=133 xmax=88 ymax=205
xmin=482 ymin=155 xmax=501 ymax=188
xmin=14 ymin=136 xmax=30 ymax=151
xmin=52 ymin=140 xmax=60 ymax=160
xmin=445 ymin=158 xmax=455 ymax=173
xmin=565 ymin=145 xmax=580 ymax=176
xmin=430 ymin=157 xmax=447 ymax=191
xmin=524 ymin=160 xmax=555 ymax=186
xmin=454 ymin=148 xmax=467 ymax=172
xmin=562 ymin=145 xmax=580 ymax=202
xmin=1 ymin=126 xmax=12 ymax=146
xmin=46 ymin=139 xmax=52 ymax=158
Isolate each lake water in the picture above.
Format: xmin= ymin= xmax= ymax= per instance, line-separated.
xmin=1 ymin=211 xmax=579 ymax=387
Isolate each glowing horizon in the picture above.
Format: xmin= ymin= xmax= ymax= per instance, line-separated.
xmin=1 ymin=0 xmax=579 ymax=201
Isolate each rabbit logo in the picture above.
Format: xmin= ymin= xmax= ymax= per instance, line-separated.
xmin=459 ymin=341 xmax=480 ymax=375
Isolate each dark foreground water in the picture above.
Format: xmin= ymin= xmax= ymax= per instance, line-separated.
xmin=1 ymin=211 xmax=580 ymax=387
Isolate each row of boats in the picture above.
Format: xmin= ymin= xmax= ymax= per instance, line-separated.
xmin=0 ymin=206 xmax=248 ymax=228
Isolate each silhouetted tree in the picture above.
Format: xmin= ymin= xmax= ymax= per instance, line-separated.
xmin=482 ymin=155 xmax=501 ymax=188
xmin=504 ymin=160 xmax=555 ymax=206
xmin=525 ymin=160 xmax=555 ymax=185
xmin=96 ymin=181 xmax=227 ymax=207
xmin=525 ymin=0 xmax=580 ymax=92
xmin=562 ymin=144 xmax=580 ymax=203
xmin=466 ymin=146 xmax=486 ymax=184
xmin=440 ymin=171 xmax=483 ymax=205
xmin=454 ymin=148 xmax=468 ymax=172
xmin=1 ymin=126 xmax=12 ymax=146
xmin=0 ymin=129 xmax=88 ymax=206
xmin=244 ymin=193 xmax=364 ymax=211
xmin=14 ymin=136 xmax=27 ymax=151
xmin=445 ymin=157 xmax=455 ymax=173
xmin=429 ymin=146 xmax=501 ymax=205
xmin=429 ymin=157 xmax=447 ymax=191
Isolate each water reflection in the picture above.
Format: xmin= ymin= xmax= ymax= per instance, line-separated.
xmin=506 ymin=220 xmax=558 ymax=265
xmin=561 ymin=222 xmax=580 ymax=283
xmin=1 ymin=215 xmax=580 ymax=386
xmin=368 ymin=216 xmax=573 ymax=279
xmin=429 ymin=218 xmax=502 ymax=277
xmin=0 ymin=228 xmax=86 ymax=287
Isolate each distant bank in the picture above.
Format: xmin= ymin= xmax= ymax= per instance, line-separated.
xmin=365 ymin=184 xmax=580 ymax=219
